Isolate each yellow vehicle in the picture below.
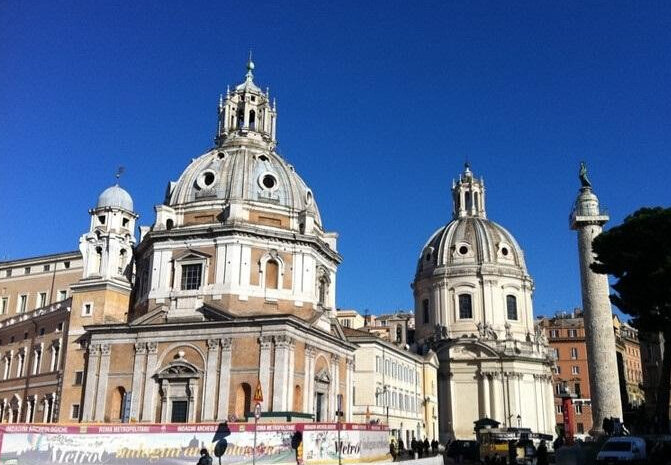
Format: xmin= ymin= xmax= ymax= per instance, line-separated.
xmin=477 ymin=427 xmax=552 ymax=464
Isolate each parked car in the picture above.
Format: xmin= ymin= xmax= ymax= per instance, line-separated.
xmin=596 ymin=436 xmax=646 ymax=465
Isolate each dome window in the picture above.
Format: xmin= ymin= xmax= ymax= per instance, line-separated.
xmin=258 ymin=155 xmax=269 ymax=162
xmin=196 ymin=170 xmax=217 ymax=190
xmin=259 ymin=172 xmax=278 ymax=190
xmin=501 ymin=247 xmax=509 ymax=256
xmin=459 ymin=246 xmax=469 ymax=255
xmin=306 ymin=190 xmax=313 ymax=205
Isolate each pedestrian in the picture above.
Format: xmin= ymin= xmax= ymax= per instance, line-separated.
xmin=398 ymin=439 xmax=405 ymax=458
xmin=389 ymin=439 xmax=397 ymax=462
xmin=536 ymin=440 xmax=548 ymax=465
xmin=411 ymin=438 xmax=418 ymax=459
xmin=431 ymin=438 xmax=438 ymax=455
xmin=197 ymin=448 xmax=212 ymax=465
xmin=423 ymin=437 xmax=430 ymax=457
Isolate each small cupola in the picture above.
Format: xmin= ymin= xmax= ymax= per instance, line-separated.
xmin=215 ymin=55 xmax=277 ymax=149
xmin=452 ymin=163 xmax=486 ymax=219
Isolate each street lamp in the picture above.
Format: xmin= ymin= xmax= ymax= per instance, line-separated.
xmin=517 ymin=414 xmax=521 ymax=428
xmin=383 ymin=385 xmax=390 ymax=426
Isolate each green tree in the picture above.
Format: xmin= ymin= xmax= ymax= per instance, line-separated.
xmin=591 ymin=207 xmax=671 ymax=432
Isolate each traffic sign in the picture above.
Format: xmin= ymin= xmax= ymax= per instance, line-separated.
xmin=254 ymin=381 xmax=264 ymax=402
xmin=254 ymin=402 xmax=262 ymax=420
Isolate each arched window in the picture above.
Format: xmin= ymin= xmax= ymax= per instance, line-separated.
xmin=458 ymin=294 xmax=472 ymax=319
xmin=396 ymin=325 xmax=402 ymax=343
xmin=95 ymin=246 xmax=103 ymax=274
xmin=237 ymin=110 xmax=244 ymax=128
xmin=119 ymin=249 xmax=127 ymax=275
xmin=265 ymin=259 xmax=279 ymax=289
xmin=166 ymin=219 xmax=174 ymax=230
xmin=465 ymin=192 xmax=472 ymax=211
xmin=506 ymin=295 xmax=518 ymax=320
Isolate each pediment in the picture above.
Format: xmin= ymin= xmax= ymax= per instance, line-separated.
xmin=157 ymin=360 xmax=201 ymax=379
xmin=315 ymin=367 xmax=331 ymax=384
xmin=172 ymin=249 xmax=212 ymax=261
xmin=129 ymin=306 xmax=168 ymax=326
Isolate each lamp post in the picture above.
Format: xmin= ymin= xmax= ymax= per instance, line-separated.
xmin=517 ymin=414 xmax=521 ymax=428
xmin=383 ymin=385 xmax=390 ymax=427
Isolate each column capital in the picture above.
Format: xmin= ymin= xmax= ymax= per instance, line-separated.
xmin=134 ymin=342 xmax=147 ymax=354
xmin=100 ymin=343 xmax=111 ymax=356
xmin=259 ymin=335 xmax=273 ymax=349
xmin=88 ymin=344 xmax=101 ymax=356
xmin=331 ymin=354 xmax=340 ymax=364
xmin=207 ymin=338 xmax=220 ymax=352
xmin=274 ymin=335 xmax=293 ymax=348
xmin=147 ymin=341 xmax=158 ymax=354
xmin=221 ymin=337 xmax=232 ymax=350
xmin=305 ymin=343 xmax=316 ymax=357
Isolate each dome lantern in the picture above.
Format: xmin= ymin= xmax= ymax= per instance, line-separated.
xmin=215 ymin=58 xmax=277 ymax=149
xmin=452 ymin=162 xmax=486 ymax=219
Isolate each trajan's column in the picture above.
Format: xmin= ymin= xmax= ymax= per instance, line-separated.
xmin=570 ymin=162 xmax=623 ymax=433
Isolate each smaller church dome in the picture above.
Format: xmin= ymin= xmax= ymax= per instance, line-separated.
xmin=96 ymin=185 xmax=134 ymax=211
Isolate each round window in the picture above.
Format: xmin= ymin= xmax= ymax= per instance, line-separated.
xmin=197 ymin=170 xmax=217 ymax=189
xmin=501 ymin=247 xmax=509 ymax=256
xmin=459 ymin=246 xmax=468 ymax=255
xmin=306 ymin=190 xmax=313 ymax=205
xmin=261 ymin=173 xmax=277 ymax=190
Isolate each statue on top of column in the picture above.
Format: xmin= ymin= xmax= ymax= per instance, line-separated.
xmin=579 ymin=161 xmax=592 ymax=188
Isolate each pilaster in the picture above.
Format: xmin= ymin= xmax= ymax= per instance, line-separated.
xmin=217 ymin=338 xmax=232 ymax=420
xmin=202 ymin=338 xmax=220 ymax=420
xmin=81 ymin=343 xmax=100 ymax=422
xmin=130 ymin=342 xmax=147 ymax=420
xmin=93 ymin=343 xmax=111 ymax=421
xmin=141 ymin=342 xmax=158 ymax=422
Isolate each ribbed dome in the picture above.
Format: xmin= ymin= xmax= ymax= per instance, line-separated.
xmin=416 ymin=217 xmax=527 ymax=277
xmin=167 ymin=147 xmax=322 ymax=225
xmin=96 ymin=185 xmax=134 ymax=211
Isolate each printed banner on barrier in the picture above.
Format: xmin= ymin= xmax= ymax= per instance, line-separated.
xmin=0 ymin=423 xmax=390 ymax=465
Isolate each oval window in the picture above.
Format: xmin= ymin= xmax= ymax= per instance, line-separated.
xmin=459 ymin=246 xmax=469 ymax=255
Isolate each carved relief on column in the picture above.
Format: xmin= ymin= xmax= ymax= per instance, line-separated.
xmin=217 ymin=337 xmax=233 ymax=420
xmin=147 ymin=342 xmax=158 ymax=354
xmin=207 ymin=339 xmax=220 ymax=352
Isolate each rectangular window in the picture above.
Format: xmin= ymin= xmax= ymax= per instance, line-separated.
xmin=3 ymin=268 xmax=11 ymax=277
xmin=574 ymin=383 xmax=581 ymax=397
xmin=171 ymin=401 xmax=188 ymax=423
xmin=18 ymin=294 xmax=27 ymax=313
xmin=24 ymin=267 xmax=30 ymax=275
xmin=556 ymin=405 xmax=562 ymax=414
xmin=574 ymin=403 xmax=583 ymax=414
xmin=43 ymin=264 xmax=50 ymax=272
xmin=570 ymin=347 xmax=578 ymax=359
xmin=181 ymin=264 xmax=202 ymax=290
xmin=57 ymin=322 xmax=64 ymax=332
xmin=555 ymin=384 xmax=562 ymax=395
xmin=552 ymin=365 xmax=561 ymax=374
xmin=1 ymin=297 xmax=7 ymax=314
xmin=577 ymin=422 xmax=584 ymax=434
xmin=82 ymin=303 xmax=93 ymax=317
xmin=58 ymin=290 xmax=67 ymax=301
xmin=458 ymin=294 xmax=473 ymax=319
xmin=506 ymin=295 xmax=518 ymax=320
xmin=551 ymin=329 xmax=559 ymax=338
xmin=38 ymin=292 xmax=47 ymax=308
xmin=64 ymin=261 xmax=71 ymax=269
xmin=422 ymin=299 xmax=430 ymax=324
xmin=74 ymin=371 xmax=84 ymax=385
xmin=572 ymin=366 xmax=580 ymax=375
xmin=553 ymin=348 xmax=560 ymax=359
xmin=71 ymin=404 xmax=80 ymax=420
xmin=568 ymin=329 xmax=577 ymax=338
xmin=39 ymin=327 xmax=45 ymax=336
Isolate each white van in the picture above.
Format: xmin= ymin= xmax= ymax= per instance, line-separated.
xmin=596 ymin=436 xmax=646 ymax=464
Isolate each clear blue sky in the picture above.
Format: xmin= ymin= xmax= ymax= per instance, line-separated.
xmin=1 ymin=1 xmax=669 ymax=317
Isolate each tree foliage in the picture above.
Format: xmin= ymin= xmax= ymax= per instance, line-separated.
xmin=591 ymin=207 xmax=671 ymax=432
xmin=591 ymin=207 xmax=671 ymax=331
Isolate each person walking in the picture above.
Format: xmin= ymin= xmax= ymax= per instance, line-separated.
xmin=536 ymin=440 xmax=548 ymax=465
xmin=197 ymin=448 xmax=212 ymax=465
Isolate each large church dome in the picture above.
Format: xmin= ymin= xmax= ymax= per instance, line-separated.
xmin=412 ymin=164 xmax=534 ymax=344
xmin=167 ymin=146 xmax=321 ymax=225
